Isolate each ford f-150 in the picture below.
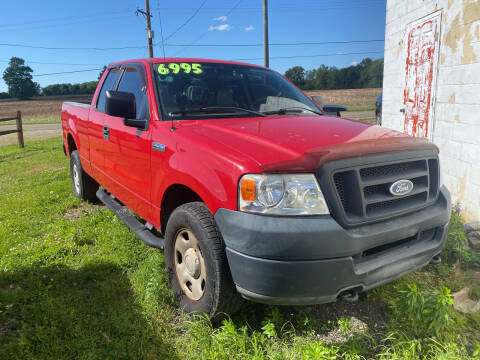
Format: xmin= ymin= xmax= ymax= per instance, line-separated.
xmin=61 ymin=58 xmax=451 ymax=317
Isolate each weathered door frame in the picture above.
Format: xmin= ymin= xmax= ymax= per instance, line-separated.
xmin=402 ymin=9 xmax=442 ymax=140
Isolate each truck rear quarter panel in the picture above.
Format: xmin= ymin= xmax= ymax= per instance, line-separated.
xmin=61 ymin=103 xmax=91 ymax=172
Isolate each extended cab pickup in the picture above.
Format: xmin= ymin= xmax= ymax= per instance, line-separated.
xmin=62 ymin=58 xmax=451 ymax=317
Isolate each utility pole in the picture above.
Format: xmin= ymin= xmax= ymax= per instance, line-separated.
xmin=263 ymin=0 xmax=269 ymax=68
xmin=136 ymin=0 xmax=154 ymax=58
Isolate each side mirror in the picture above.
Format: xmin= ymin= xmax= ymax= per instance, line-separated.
xmin=322 ymin=104 xmax=348 ymax=117
xmin=124 ymin=118 xmax=147 ymax=129
xmin=105 ymin=91 xmax=147 ymax=129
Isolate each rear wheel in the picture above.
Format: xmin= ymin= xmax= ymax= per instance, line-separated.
xmin=70 ymin=150 xmax=99 ymax=202
xmin=164 ymin=202 xmax=242 ymax=318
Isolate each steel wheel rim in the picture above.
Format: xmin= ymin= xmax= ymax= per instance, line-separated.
xmin=174 ymin=228 xmax=206 ymax=301
xmin=73 ymin=164 xmax=81 ymax=193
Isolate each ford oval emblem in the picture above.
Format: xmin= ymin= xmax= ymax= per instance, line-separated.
xmin=389 ymin=179 xmax=414 ymax=196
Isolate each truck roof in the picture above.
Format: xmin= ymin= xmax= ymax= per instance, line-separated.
xmin=108 ymin=57 xmax=264 ymax=69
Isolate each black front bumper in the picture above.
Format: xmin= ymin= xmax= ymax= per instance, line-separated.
xmin=214 ymin=186 xmax=451 ymax=305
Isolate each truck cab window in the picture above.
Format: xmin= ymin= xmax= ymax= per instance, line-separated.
xmin=96 ymin=68 xmax=121 ymax=112
xmin=117 ymin=67 xmax=149 ymax=120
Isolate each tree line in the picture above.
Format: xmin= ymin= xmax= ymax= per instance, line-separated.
xmin=1 ymin=57 xmax=105 ymax=100
xmin=41 ymin=81 xmax=98 ymax=96
xmin=284 ymin=57 xmax=383 ymax=90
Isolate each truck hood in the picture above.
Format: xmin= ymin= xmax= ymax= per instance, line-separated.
xmin=179 ymin=115 xmax=436 ymax=172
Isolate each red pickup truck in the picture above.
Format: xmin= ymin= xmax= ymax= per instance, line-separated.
xmin=62 ymin=58 xmax=451 ymax=317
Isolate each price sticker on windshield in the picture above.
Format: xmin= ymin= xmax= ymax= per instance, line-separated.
xmin=158 ymin=63 xmax=203 ymax=75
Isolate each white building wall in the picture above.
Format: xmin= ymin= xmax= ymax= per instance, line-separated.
xmin=383 ymin=0 xmax=480 ymax=221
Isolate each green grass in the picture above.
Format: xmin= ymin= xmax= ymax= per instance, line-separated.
xmin=0 ymin=137 xmax=479 ymax=359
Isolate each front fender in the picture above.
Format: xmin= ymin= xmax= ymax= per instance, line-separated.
xmin=152 ymin=148 xmax=240 ymax=218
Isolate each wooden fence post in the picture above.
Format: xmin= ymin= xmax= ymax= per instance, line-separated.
xmin=16 ymin=110 xmax=24 ymax=148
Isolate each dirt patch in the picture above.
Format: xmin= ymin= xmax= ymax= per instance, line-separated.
xmin=317 ymin=316 xmax=368 ymax=344
xmin=0 ymin=284 xmax=19 ymax=293
xmin=0 ymin=319 xmax=19 ymax=338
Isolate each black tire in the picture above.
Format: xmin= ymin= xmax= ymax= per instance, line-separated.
xmin=164 ymin=202 xmax=242 ymax=318
xmin=70 ymin=150 xmax=99 ymax=202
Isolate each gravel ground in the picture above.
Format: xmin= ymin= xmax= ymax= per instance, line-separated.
xmin=0 ymin=123 xmax=62 ymax=147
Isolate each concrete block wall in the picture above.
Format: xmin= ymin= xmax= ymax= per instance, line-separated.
xmin=383 ymin=0 xmax=480 ymax=221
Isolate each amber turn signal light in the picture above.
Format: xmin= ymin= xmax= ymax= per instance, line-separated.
xmin=240 ymin=177 xmax=256 ymax=202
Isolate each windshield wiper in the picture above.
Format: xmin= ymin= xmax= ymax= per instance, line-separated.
xmin=169 ymin=107 xmax=267 ymax=117
xmin=262 ymin=107 xmax=323 ymax=116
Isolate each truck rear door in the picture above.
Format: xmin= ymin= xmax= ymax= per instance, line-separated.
xmin=101 ymin=63 xmax=152 ymax=221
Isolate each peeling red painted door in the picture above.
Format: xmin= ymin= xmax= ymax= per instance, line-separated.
xmin=403 ymin=12 xmax=441 ymax=139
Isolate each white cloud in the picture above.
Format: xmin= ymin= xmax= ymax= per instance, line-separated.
xmin=244 ymin=25 xmax=255 ymax=31
xmin=213 ymin=15 xmax=227 ymax=22
xmin=351 ymin=61 xmax=359 ymax=66
xmin=208 ymin=24 xmax=232 ymax=31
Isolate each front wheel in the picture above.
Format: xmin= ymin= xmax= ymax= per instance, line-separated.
xmin=164 ymin=202 xmax=242 ymax=318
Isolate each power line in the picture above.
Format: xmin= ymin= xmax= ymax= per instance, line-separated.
xmin=0 ymin=8 xmax=134 ymax=29
xmin=159 ymin=1 xmax=386 ymax=13
xmin=156 ymin=0 xmax=166 ymax=58
xmin=0 ymin=43 xmax=146 ymax=51
xmin=163 ymin=39 xmax=385 ymax=47
xmin=164 ymin=0 xmax=208 ymax=41
xmin=0 ymin=14 xmax=135 ymax=34
xmin=0 ymin=39 xmax=384 ymax=51
xmin=33 ymin=68 xmax=103 ymax=77
xmin=233 ymin=51 xmax=384 ymax=61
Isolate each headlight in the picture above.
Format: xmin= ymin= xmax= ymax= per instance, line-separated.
xmin=239 ymin=174 xmax=329 ymax=215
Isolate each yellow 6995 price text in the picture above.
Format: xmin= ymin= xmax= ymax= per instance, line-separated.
xmin=157 ymin=63 xmax=203 ymax=75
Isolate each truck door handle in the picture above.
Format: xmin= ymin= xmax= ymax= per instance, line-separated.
xmin=103 ymin=126 xmax=110 ymax=140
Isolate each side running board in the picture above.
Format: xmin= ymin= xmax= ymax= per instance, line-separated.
xmin=96 ymin=189 xmax=164 ymax=250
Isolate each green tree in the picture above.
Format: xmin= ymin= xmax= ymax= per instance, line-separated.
xmin=2 ymin=57 xmax=38 ymax=99
xmin=284 ymin=66 xmax=305 ymax=87
xmin=284 ymin=58 xmax=384 ymax=90
xmin=98 ymin=66 xmax=107 ymax=81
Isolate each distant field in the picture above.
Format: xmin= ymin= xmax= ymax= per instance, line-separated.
xmin=0 ymin=95 xmax=92 ymax=125
xmin=305 ymin=88 xmax=381 ymax=107
xmin=0 ymin=88 xmax=381 ymax=125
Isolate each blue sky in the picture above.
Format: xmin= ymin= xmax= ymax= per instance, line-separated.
xmin=0 ymin=0 xmax=386 ymax=92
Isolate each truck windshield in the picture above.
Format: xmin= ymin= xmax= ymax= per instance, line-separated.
xmin=153 ymin=62 xmax=321 ymax=120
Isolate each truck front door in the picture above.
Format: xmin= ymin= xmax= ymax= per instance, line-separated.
xmin=102 ymin=64 xmax=152 ymax=221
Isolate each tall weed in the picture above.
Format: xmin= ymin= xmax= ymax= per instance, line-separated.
xmin=388 ymin=284 xmax=454 ymax=338
xmin=442 ymin=214 xmax=480 ymax=268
